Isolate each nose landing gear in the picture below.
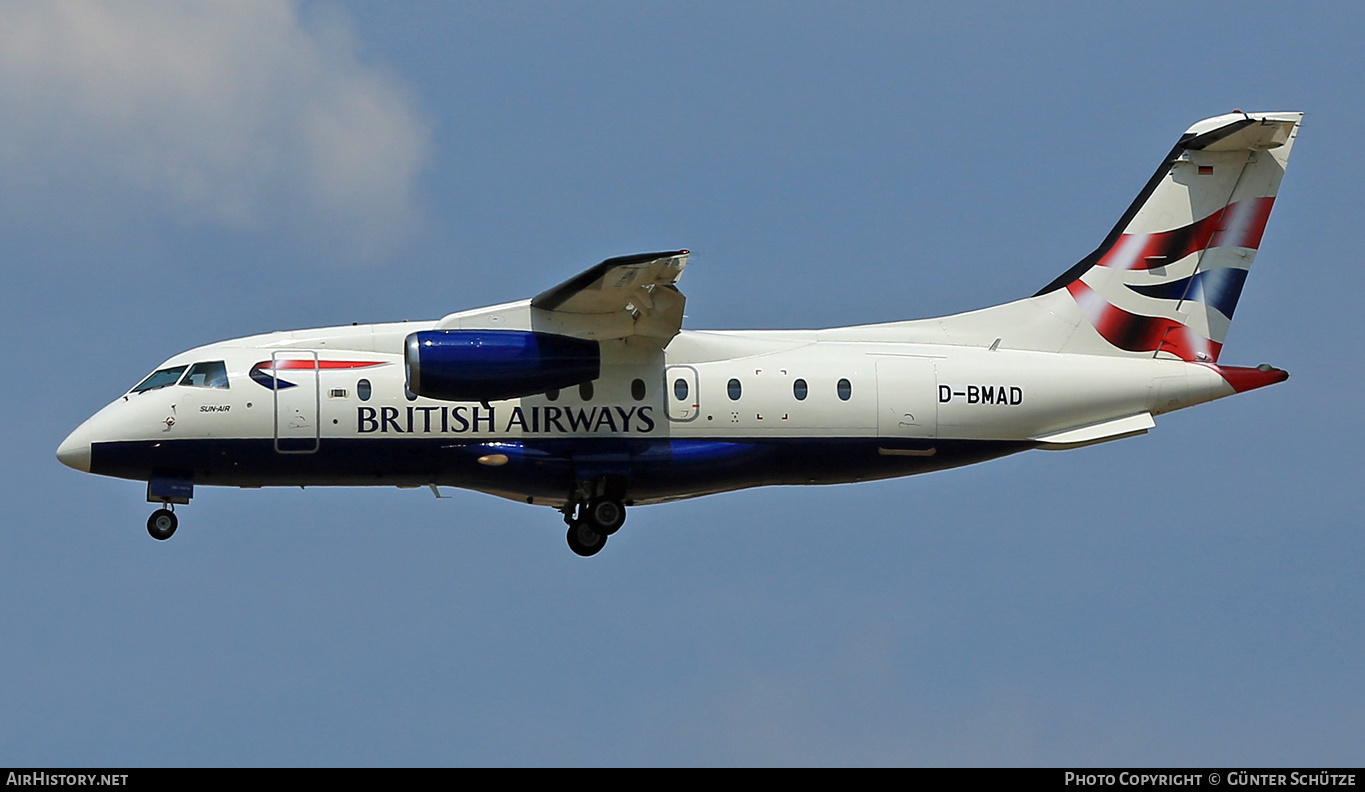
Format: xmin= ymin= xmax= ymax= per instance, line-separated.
xmin=147 ymin=508 xmax=178 ymax=541
xmin=145 ymin=477 xmax=192 ymax=542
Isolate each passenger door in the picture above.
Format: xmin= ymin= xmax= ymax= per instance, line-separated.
xmin=272 ymin=351 xmax=320 ymax=453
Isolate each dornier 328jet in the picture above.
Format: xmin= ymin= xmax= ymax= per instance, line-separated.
xmin=58 ymin=111 xmax=1302 ymax=556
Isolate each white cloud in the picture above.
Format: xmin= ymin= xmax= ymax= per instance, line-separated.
xmin=0 ymin=1 xmax=431 ymax=262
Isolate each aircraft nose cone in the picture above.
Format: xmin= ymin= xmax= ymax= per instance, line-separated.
xmin=57 ymin=422 xmax=92 ymax=473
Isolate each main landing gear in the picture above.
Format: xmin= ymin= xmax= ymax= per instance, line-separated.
xmin=561 ymin=477 xmax=628 ymax=557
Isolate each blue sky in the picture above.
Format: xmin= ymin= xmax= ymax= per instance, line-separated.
xmin=3 ymin=1 xmax=1362 ymax=766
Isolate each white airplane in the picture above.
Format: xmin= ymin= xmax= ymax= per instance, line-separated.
xmin=58 ymin=111 xmax=1302 ymax=556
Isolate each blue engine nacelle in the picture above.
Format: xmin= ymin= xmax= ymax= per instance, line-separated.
xmin=405 ymin=330 xmax=601 ymax=402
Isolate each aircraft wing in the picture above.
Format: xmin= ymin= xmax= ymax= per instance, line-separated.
xmin=531 ymin=250 xmax=689 ymax=344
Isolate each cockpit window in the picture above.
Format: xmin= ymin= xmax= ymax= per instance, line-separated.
xmin=130 ymin=366 xmax=188 ymax=393
xmin=179 ymin=361 xmax=229 ymax=389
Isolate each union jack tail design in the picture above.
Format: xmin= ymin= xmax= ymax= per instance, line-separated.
xmin=1037 ymin=111 xmax=1302 ymax=362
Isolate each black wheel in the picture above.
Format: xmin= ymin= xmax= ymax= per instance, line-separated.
xmin=566 ymin=520 xmax=607 ymax=557
xmin=586 ymin=499 xmax=626 ymax=535
xmin=147 ymin=509 xmax=178 ymax=541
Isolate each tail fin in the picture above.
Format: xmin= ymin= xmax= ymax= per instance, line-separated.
xmin=1040 ymin=111 xmax=1302 ymax=362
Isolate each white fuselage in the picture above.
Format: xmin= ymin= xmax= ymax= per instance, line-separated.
xmin=59 ymin=315 xmax=1235 ymax=508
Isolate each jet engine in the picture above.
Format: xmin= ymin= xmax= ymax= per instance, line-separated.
xmin=404 ymin=330 xmax=600 ymax=402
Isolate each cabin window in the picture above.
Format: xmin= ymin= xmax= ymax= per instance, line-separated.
xmin=357 ymin=379 xmax=372 ymax=401
xmin=793 ymin=378 xmax=808 ymax=400
xmin=131 ymin=366 xmax=188 ymax=393
xmin=546 ymin=388 xmax=559 ymax=402
xmin=673 ymin=378 xmax=689 ymax=401
xmin=579 ymin=381 xmax=594 ymax=401
xmin=405 ymin=386 xmax=418 ymax=401
xmin=837 ymin=378 xmax=852 ymax=401
xmin=179 ymin=361 xmax=229 ymax=389
xmin=727 ymin=378 xmax=742 ymax=401
xmin=631 ymin=378 xmax=646 ymax=401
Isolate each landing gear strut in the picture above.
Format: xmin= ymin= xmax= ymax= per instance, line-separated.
xmin=561 ymin=476 xmax=628 ymax=557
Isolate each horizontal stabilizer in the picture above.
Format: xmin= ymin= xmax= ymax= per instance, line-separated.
xmin=1184 ymin=113 xmax=1298 ymax=151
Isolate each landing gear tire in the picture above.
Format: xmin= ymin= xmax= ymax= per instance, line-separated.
xmin=587 ymin=499 xmax=626 ymax=535
xmin=566 ymin=521 xmax=607 ymax=557
xmin=147 ymin=509 xmax=178 ymax=541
